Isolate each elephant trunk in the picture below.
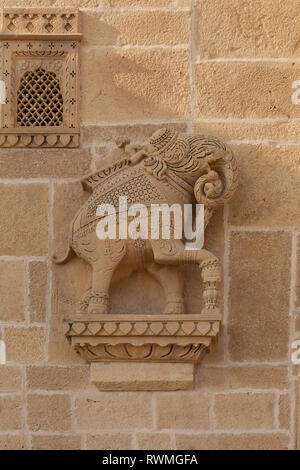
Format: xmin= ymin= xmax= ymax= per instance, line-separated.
xmin=194 ymin=147 xmax=238 ymax=208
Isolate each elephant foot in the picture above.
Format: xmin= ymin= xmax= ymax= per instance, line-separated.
xmin=201 ymin=306 xmax=220 ymax=314
xmin=164 ymin=300 xmax=184 ymax=315
xmin=87 ymin=291 xmax=109 ymax=315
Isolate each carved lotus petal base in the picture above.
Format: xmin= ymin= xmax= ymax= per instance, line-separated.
xmin=74 ymin=342 xmax=208 ymax=363
xmin=65 ymin=313 xmax=221 ymax=364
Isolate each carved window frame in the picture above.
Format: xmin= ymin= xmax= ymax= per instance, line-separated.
xmin=0 ymin=8 xmax=81 ymax=148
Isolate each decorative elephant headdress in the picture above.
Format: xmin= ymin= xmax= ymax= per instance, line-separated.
xmin=144 ymin=128 xmax=238 ymax=209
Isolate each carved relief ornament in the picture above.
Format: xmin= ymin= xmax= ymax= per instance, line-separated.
xmin=55 ymin=129 xmax=238 ymax=389
xmin=0 ymin=8 xmax=81 ymax=148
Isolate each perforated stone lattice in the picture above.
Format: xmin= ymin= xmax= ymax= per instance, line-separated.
xmin=17 ymin=67 xmax=63 ymax=127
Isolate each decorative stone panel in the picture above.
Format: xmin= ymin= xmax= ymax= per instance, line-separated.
xmin=55 ymin=127 xmax=238 ymax=390
xmin=0 ymin=8 xmax=81 ymax=148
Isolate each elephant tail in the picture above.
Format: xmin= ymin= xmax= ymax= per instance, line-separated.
xmin=52 ymin=245 xmax=75 ymax=265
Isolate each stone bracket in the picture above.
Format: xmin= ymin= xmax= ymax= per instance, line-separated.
xmin=64 ymin=313 xmax=221 ymax=390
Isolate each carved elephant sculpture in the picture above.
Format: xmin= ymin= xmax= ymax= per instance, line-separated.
xmin=53 ymin=128 xmax=238 ymax=315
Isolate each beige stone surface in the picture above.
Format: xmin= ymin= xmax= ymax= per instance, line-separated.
xmin=0 ymin=0 xmax=98 ymax=6
xmin=0 ymin=396 xmax=23 ymax=431
xmin=194 ymin=121 xmax=300 ymax=143
xmin=214 ymin=393 xmax=275 ymax=430
xmin=76 ymin=393 xmax=153 ymax=431
xmin=296 ymin=235 xmax=300 ymax=308
xmin=90 ymin=362 xmax=194 ymax=390
xmin=0 ymin=261 xmax=24 ymax=322
xmin=53 ymin=182 xmax=88 ymax=258
xmin=197 ymin=365 xmax=289 ymax=390
xmin=228 ymin=232 xmax=291 ymax=362
xmin=295 ymin=315 xmax=300 ymax=333
xmin=279 ymin=394 xmax=291 ymax=430
xmin=28 ymin=261 xmax=47 ymax=323
xmin=81 ymin=49 xmax=190 ymax=122
xmin=195 ymin=62 xmax=300 ymax=119
xmin=82 ymin=123 xmax=188 ymax=145
xmin=26 ymin=365 xmax=89 ymax=391
xmin=0 ymin=149 xmax=91 ymax=179
xmin=176 ymin=433 xmax=289 ymax=450
xmin=110 ymin=269 xmax=165 ymax=314
xmin=297 ymin=379 xmax=300 ymax=449
xmin=195 ymin=0 xmax=300 ymax=58
xmin=102 ymin=0 xmax=190 ymax=6
xmin=82 ymin=11 xmax=190 ymax=46
xmin=27 ymin=394 xmax=72 ymax=432
xmin=0 ymin=435 xmax=26 ymax=450
xmin=49 ymin=261 xmax=91 ymax=363
xmin=229 ymin=144 xmax=300 ymax=227
xmin=0 ymin=184 xmax=48 ymax=256
xmin=5 ymin=327 xmax=46 ymax=363
xmin=199 ymin=323 xmax=227 ymax=365
xmin=32 ymin=435 xmax=81 ymax=450
xmin=156 ymin=392 xmax=210 ymax=430
xmin=0 ymin=366 xmax=22 ymax=392
xmin=50 ymin=183 xmax=91 ymax=362
xmin=86 ymin=433 xmax=133 ymax=450
xmin=137 ymin=433 xmax=172 ymax=450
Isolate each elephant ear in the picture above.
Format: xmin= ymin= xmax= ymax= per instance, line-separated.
xmin=160 ymin=137 xmax=190 ymax=169
xmin=194 ymin=147 xmax=238 ymax=208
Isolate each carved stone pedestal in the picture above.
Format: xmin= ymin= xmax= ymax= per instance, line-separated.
xmin=64 ymin=313 xmax=221 ymax=390
xmin=57 ymin=127 xmax=238 ymax=389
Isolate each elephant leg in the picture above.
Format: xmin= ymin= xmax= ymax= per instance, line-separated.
xmin=88 ymin=264 xmax=115 ymax=314
xmin=200 ymin=258 xmax=221 ymax=312
xmin=150 ymin=239 xmax=221 ymax=312
xmin=146 ymin=263 xmax=184 ymax=314
xmin=88 ymin=239 xmax=126 ymax=314
xmin=79 ymin=287 xmax=92 ymax=314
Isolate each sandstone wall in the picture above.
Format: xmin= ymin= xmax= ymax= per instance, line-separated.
xmin=0 ymin=0 xmax=299 ymax=450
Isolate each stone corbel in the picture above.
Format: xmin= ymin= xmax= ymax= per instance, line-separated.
xmin=64 ymin=313 xmax=221 ymax=390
